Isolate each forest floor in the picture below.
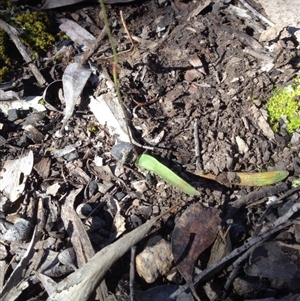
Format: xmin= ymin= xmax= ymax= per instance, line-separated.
xmin=0 ymin=0 xmax=300 ymax=300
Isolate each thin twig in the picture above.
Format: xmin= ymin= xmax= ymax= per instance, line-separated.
xmin=253 ymin=185 xmax=300 ymax=236
xmin=223 ymin=242 xmax=263 ymax=294
xmin=81 ymin=25 xmax=107 ymax=65
xmin=260 ymin=202 xmax=300 ymax=234
xmin=0 ymin=18 xmax=47 ymax=87
xmin=238 ymin=0 xmax=274 ymax=27
xmin=129 ymin=246 xmax=137 ymax=301
xmin=193 ymin=118 xmax=202 ymax=170
xmin=99 ymin=1 xmax=139 ymax=156
xmin=120 ymin=11 xmax=135 ymax=51
xmin=226 ymin=204 xmax=300 ymax=292
xmin=224 ymin=182 xmax=288 ymax=221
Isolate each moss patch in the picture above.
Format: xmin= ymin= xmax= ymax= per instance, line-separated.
xmin=267 ymin=77 xmax=300 ymax=134
xmin=0 ymin=3 xmax=56 ymax=81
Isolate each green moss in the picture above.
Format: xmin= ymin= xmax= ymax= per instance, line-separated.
xmin=0 ymin=28 xmax=14 ymax=82
xmin=267 ymin=77 xmax=300 ymax=134
xmin=14 ymin=11 xmax=55 ymax=55
xmin=0 ymin=3 xmax=56 ymax=81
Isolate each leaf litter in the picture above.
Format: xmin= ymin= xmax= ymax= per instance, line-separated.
xmin=0 ymin=0 xmax=300 ymax=301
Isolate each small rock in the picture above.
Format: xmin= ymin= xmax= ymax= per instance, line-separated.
xmin=58 ymin=247 xmax=77 ymax=270
xmin=130 ymin=214 xmax=142 ymax=228
xmin=115 ymin=192 xmax=126 ymax=201
xmin=76 ymin=203 xmax=92 ymax=219
xmin=1 ymin=218 xmax=32 ymax=243
xmin=131 ymin=179 xmax=148 ymax=193
xmin=136 ymin=235 xmax=173 ymax=283
xmin=235 ymin=136 xmax=249 ymax=154
xmin=184 ymin=69 xmax=200 ymax=82
xmin=137 ymin=205 xmax=152 ymax=219
xmin=291 ymin=132 xmax=300 ymax=145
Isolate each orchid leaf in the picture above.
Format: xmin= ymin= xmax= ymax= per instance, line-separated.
xmin=194 ymin=170 xmax=288 ymax=187
xmin=136 ymin=154 xmax=200 ymax=196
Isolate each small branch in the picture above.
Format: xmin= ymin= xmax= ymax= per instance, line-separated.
xmin=120 ymin=10 xmax=135 ymax=52
xmin=238 ymin=0 xmax=274 ymax=27
xmin=223 ymin=242 xmax=263 ymax=294
xmin=129 ymin=246 xmax=137 ymax=301
xmin=193 ymin=118 xmax=202 ymax=170
xmin=260 ymin=202 xmax=300 ymax=234
xmin=81 ymin=25 xmax=107 ymax=65
xmin=0 ymin=18 xmax=47 ymax=87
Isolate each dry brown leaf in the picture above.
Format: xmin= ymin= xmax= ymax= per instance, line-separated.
xmin=172 ymin=203 xmax=221 ymax=301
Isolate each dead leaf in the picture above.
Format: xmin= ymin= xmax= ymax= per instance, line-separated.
xmin=89 ymin=94 xmax=131 ymax=143
xmin=60 ymin=63 xmax=91 ymax=133
xmin=0 ymin=150 xmax=34 ymax=202
xmin=249 ymin=105 xmax=275 ymax=140
xmin=34 ymin=157 xmax=51 ymax=179
xmin=0 ymin=95 xmax=45 ymax=116
xmin=108 ymin=198 xmax=126 ymax=239
xmin=41 ymin=0 xmax=86 ymax=9
xmin=41 ymin=0 xmax=136 ymax=10
xmin=59 ymin=18 xmax=95 ymax=52
xmin=172 ymin=203 xmax=221 ymax=301
xmin=245 ymin=241 xmax=300 ymax=279
xmin=0 ymin=89 xmax=20 ymax=101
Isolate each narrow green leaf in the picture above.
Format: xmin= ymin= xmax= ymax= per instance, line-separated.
xmin=194 ymin=170 xmax=289 ymax=187
xmin=136 ymin=154 xmax=200 ymax=196
xmin=234 ymin=170 xmax=289 ymax=186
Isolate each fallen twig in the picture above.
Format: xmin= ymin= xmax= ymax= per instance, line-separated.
xmin=129 ymin=246 xmax=137 ymax=301
xmin=193 ymin=118 xmax=202 ymax=170
xmin=238 ymin=0 xmax=274 ymax=27
xmin=81 ymin=25 xmax=107 ymax=65
xmin=224 ymin=182 xmax=288 ymax=221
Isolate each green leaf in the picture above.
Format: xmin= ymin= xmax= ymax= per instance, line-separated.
xmin=194 ymin=170 xmax=289 ymax=187
xmin=136 ymin=154 xmax=200 ymax=196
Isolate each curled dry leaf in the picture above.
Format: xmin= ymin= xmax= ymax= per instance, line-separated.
xmin=0 ymin=89 xmax=20 ymax=101
xmin=172 ymin=203 xmax=221 ymax=301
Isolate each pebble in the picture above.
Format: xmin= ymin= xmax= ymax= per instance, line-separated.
xmin=136 ymin=235 xmax=173 ymax=283
xmin=1 ymin=218 xmax=32 ymax=243
xmin=76 ymin=203 xmax=92 ymax=219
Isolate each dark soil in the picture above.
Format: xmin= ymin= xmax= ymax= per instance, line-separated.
xmin=0 ymin=0 xmax=300 ymax=300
